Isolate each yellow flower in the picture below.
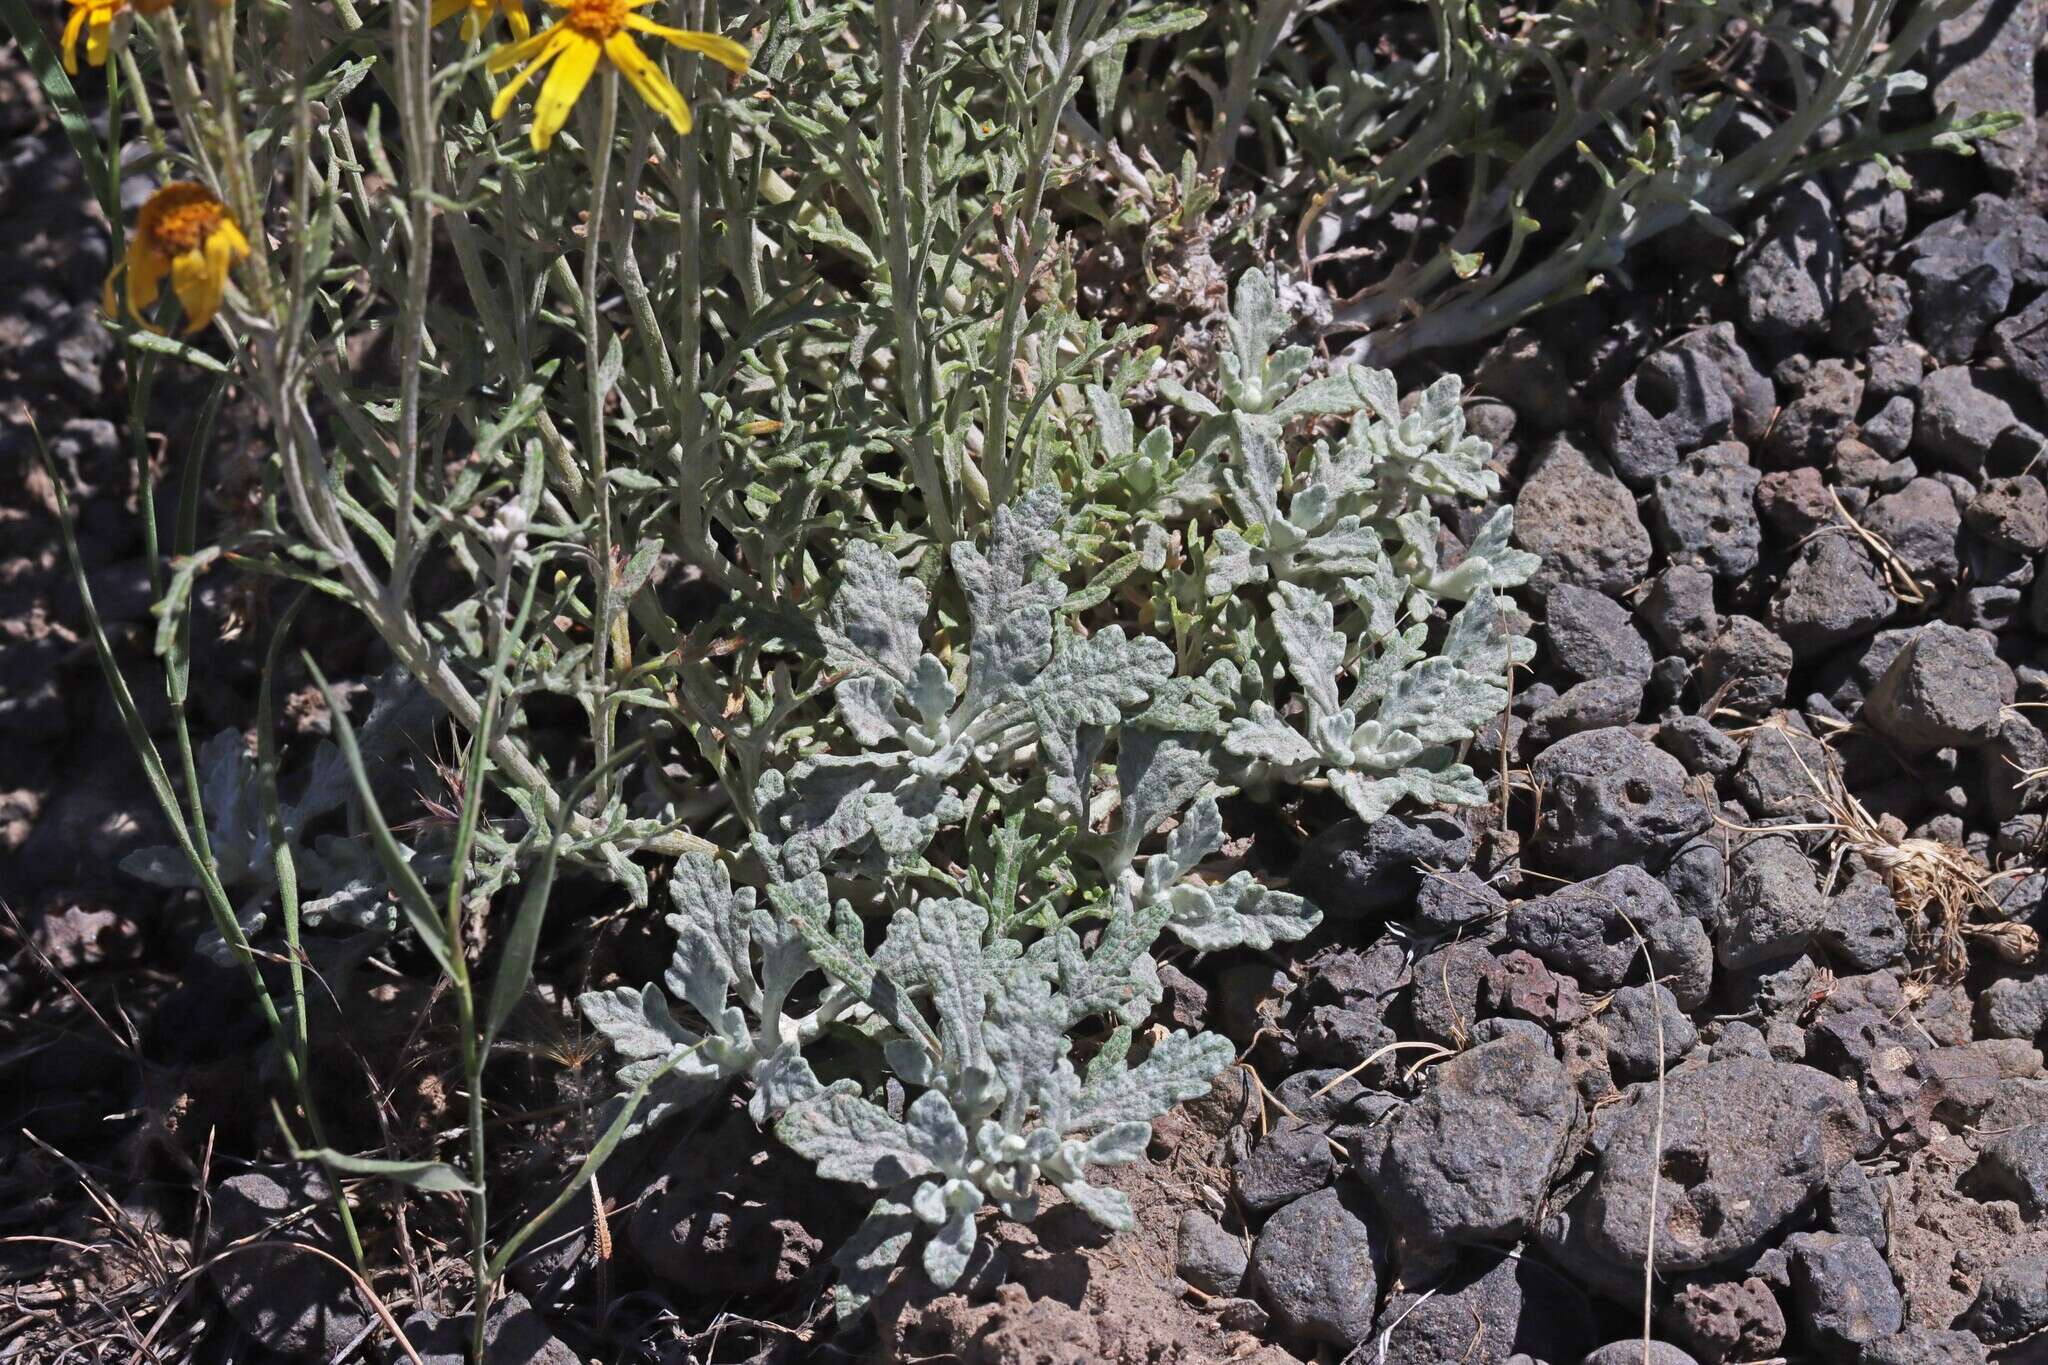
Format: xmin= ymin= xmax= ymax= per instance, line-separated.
xmin=432 ymin=0 xmax=529 ymax=42
xmin=61 ymin=0 xmax=172 ymax=75
xmin=104 ymin=182 xmax=252 ymax=334
xmin=487 ymin=0 xmax=748 ymax=152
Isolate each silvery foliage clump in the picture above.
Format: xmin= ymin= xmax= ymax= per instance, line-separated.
xmin=754 ymin=488 xmax=1177 ymax=875
xmin=1254 ymin=0 xmax=2023 ymax=362
xmin=119 ymin=677 xmax=447 ymax=959
xmin=1183 ymin=273 xmax=1539 ymax=821
xmin=580 ymin=270 xmax=1531 ymax=1311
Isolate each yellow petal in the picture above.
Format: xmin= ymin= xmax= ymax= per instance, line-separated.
xmin=102 ymin=257 xmax=125 ymax=319
xmin=127 ymin=246 xmax=169 ymax=328
xmin=622 ymin=20 xmax=748 ymax=72
xmin=429 ymin=0 xmax=465 ymax=26
xmin=528 ymin=31 xmax=599 ymax=151
xmin=605 ymin=32 xmax=689 ymax=135
xmin=502 ymin=0 xmax=530 ymax=41
xmin=170 ymin=246 xmax=226 ymax=333
xmin=84 ymin=9 xmax=111 ymax=67
xmin=490 ymin=27 xmax=571 ymax=119
xmin=216 ymin=217 xmax=252 ymax=261
xmin=61 ymin=7 xmax=86 ymax=75
xmin=486 ymin=21 xmax=559 ymax=74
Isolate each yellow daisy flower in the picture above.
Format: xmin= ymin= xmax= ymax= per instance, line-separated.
xmin=61 ymin=0 xmax=169 ymax=74
xmin=104 ymin=182 xmax=252 ymax=334
xmin=432 ymin=0 xmax=529 ymax=42
xmin=487 ymin=0 xmax=748 ymax=153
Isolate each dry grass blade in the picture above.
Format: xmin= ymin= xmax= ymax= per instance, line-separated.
xmin=1827 ymin=488 xmax=1931 ymax=606
xmin=1731 ymin=721 xmax=2036 ymax=981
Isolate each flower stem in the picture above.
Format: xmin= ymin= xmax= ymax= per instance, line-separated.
xmin=584 ymin=70 xmax=621 ymax=802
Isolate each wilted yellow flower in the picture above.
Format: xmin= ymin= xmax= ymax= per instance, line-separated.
xmin=487 ymin=0 xmax=747 ymax=152
xmin=61 ymin=0 xmax=169 ymax=73
xmin=104 ymin=182 xmax=251 ymax=334
xmin=432 ymin=0 xmax=528 ymax=41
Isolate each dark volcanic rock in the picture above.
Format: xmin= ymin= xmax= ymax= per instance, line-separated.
xmin=1371 ymin=1253 xmax=1596 ymax=1365
xmin=1815 ymin=873 xmax=1907 ymax=973
xmin=1246 ymin=1187 xmax=1383 ymax=1347
xmin=1604 ymin=982 xmax=1698 ymax=1082
xmin=1763 ymin=359 xmax=1860 ymax=470
xmin=1973 ymin=1121 xmax=2048 ymax=1214
xmin=1981 ymin=974 xmax=2048 ymax=1040
xmin=1658 ymin=715 xmax=1742 ymax=776
xmin=1720 ymin=833 xmax=1826 ymax=969
xmin=1736 ymin=178 xmax=1840 ymax=344
xmin=1902 ymin=195 xmax=2048 ymax=360
xmin=630 ymin=1123 xmax=836 ymax=1295
xmin=1925 ymin=0 xmax=2043 ymax=191
xmin=208 ymin=1171 xmax=372 ymax=1360
xmin=1994 ymin=291 xmax=2048 ymax=392
xmin=1640 ymin=565 xmax=1723 ymax=659
xmin=1527 ymin=677 xmax=1646 ymax=747
xmin=1664 ymin=1276 xmax=1788 ymax=1364
xmin=1507 ymin=864 xmax=1703 ymax=993
xmin=1545 ymin=584 xmax=1655 ymax=683
xmin=1965 ymin=475 xmax=2048 ymax=554
xmin=1413 ymin=868 xmax=1505 ymax=933
xmin=1583 ymin=1345 xmax=1700 ymax=1365
xmin=1652 ymin=442 xmax=1763 ymax=579
xmin=1585 ymin=1059 xmax=1871 ymax=1272
xmin=1821 ymin=1158 xmax=1888 ymax=1249
xmin=1598 ymin=324 xmax=1773 ymax=488
xmin=1957 ymin=1254 xmax=2048 ymax=1344
xmin=1833 ymin=265 xmax=1913 ymax=352
xmin=1861 ymin=1327 xmax=1990 ymax=1365
xmin=1755 ymin=465 xmax=1835 ymax=541
xmin=1864 ymin=622 xmax=2012 ymax=751
xmin=1732 ymin=719 xmax=1835 ymax=822
xmin=1175 ymin=1210 xmax=1247 ymax=1296
xmin=1512 ymin=436 xmax=1654 ymax=596
xmin=1699 ymin=614 xmax=1793 ymax=711
xmin=1785 ymin=1231 xmax=1903 ymax=1355
xmin=1861 ymin=477 xmax=1961 ymax=581
xmin=1531 ymin=728 xmax=1711 ymax=876
xmin=1291 ymin=814 xmax=1472 ymax=921
xmin=1768 ymin=534 xmax=1893 ymax=660
xmin=1232 ymin=1121 xmax=1337 ymax=1214
xmin=392 ymin=1292 xmax=579 ymax=1365
xmin=1408 ymin=939 xmax=1500 ymax=1049
xmin=1917 ymin=366 xmax=2031 ymax=474
xmin=1363 ymin=1032 xmax=1581 ymax=1247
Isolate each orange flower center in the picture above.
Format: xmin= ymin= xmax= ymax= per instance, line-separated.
xmin=141 ymin=184 xmax=230 ymax=255
xmin=564 ymin=0 xmax=626 ymax=38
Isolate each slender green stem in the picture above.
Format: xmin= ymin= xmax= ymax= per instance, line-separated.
xmin=873 ymin=0 xmax=952 ymax=537
xmin=38 ymin=442 xmax=364 ymax=1268
xmin=583 ymin=71 xmax=620 ymax=798
xmin=389 ymin=0 xmax=438 ymax=593
xmin=258 ymin=593 xmax=315 ymax=1081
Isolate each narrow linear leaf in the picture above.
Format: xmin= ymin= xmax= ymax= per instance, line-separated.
xmin=304 ymin=659 xmax=456 ymax=979
xmin=293 ymin=1148 xmax=480 ymax=1195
